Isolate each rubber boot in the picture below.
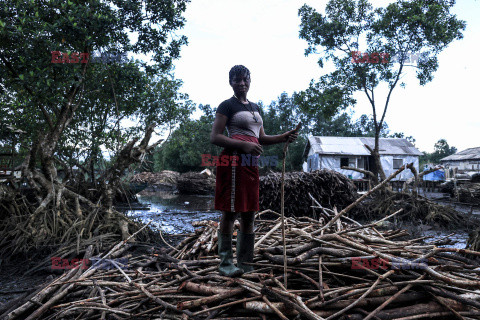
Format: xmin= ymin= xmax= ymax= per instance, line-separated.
xmin=236 ymin=230 xmax=255 ymax=273
xmin=217 ymin=231 xmax=244 ymax=277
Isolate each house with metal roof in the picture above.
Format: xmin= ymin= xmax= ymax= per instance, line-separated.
xmin=303 ymin=136 xmax=423 ymax=181
xmin=440 ymin=147 xmax=480 ymax=172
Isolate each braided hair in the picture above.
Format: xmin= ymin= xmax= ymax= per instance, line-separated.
xmin=229 ymin=65 xmax=250 ymax=84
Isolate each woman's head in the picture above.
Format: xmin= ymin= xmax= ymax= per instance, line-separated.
xmin=229 ymin=65 xmax=250 ymax=83
xmin=229 ymin=65 xmax=251 ymax=96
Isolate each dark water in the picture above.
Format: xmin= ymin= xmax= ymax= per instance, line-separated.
xmin=125 ymin=191 xmax=220 ymax=234
xmin=124 ymin=190 xmax=473 ymax=248
xmin=420 ymin=191 xmax=480 ymax=248
xmin=407 ymin=226 xmax=468 ymax=249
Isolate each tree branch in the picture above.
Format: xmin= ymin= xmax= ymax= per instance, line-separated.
xmin=341 ymin=166 xmax=375 ymax=179
xmin=380 ymin=60 xmax=405 ymax=127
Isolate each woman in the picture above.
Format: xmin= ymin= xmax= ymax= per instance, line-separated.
xmin=210 ymin=65 xmax=298 ymax=277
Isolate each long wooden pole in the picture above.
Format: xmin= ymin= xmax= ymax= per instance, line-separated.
xmin=280 ymin=122 xmax=302 ymax=289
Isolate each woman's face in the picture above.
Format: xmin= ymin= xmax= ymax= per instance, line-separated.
xmin=230 ymin=72 xmax=250 ymax=96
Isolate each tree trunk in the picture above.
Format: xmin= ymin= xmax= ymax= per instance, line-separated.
xmin=373 ymin=133 xmax=387 ymax=182
xmin=99 ymin=124 xmax=163 ymax=210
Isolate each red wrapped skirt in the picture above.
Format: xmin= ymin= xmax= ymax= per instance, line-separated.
xmin=214 ymin=134 xmax=259 ymax=212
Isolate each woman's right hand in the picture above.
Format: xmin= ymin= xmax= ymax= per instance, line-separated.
xmin=241 ymin=141 xmax=263 ymax=156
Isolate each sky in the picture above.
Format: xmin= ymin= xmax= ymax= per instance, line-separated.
xmin=169 ymin=0 xmax=480 ymax=153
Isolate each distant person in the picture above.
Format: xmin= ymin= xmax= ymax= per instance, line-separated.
xmin=210 ymin=65 xmax=298 ymax=277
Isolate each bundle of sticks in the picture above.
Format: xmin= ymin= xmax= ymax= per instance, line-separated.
xmin=356 ymin=191 xmax=479 ymax=229
xmin=259 ymin=170 xmax=358 ymax=217
xmin=177 ymin=172 xmax=216 ymax=195
xmin=130 ymin=170 xmax=180 ymax=185
xmin=4 ymin=208 xmax=480 ymax=320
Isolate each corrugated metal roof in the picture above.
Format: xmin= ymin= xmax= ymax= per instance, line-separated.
xmin=440 ymin=147 xmax=480 ymax=162
xmin=305 ymin=136 xmax=423 ymax=156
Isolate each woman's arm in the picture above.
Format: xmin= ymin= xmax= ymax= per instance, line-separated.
xmin=210 ymin=113 xmax=263 ymax=155
xmin=258 ymin=126 xmax=298 ymax=145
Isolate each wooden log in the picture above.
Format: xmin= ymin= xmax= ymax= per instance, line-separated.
xmin=262 ymin=247 xmax=355 ymax=265
xmin=177 ymin=287 xmax=244 ymax=310
xmin=309 ymin=292 xmax=428 ymax=309
xmin=372 ymin=300 xmax=466 ymax=320
xmin=261 ymin=286 xmax=325 ymax=320
xmin=243 ymin=301 xmax=299 ymax=316
xmin=341 ymin=166 xmax=375 ymax=179
xmin=5 ymin=247 xmax=93 ymax=320
xmin=314 ymin=163 xmax=407 ymax=235
xmin=179 ymin=281 xmax=233 ymax=295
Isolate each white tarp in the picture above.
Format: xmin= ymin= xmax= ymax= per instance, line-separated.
xmin=320 ymin=156 xmax=363 ymax=179
xmin=380 ymin=155 xmax=418 ymax=181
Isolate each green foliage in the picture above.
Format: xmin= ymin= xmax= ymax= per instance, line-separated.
xmin=153 ymin=104 xmax=222 ymax=172
xmin=293 ymin=77 xmax=356 ymax=129
xmin=0 ymin=0 xmax=192 ymax=174
xmin=388 ymin=131 xmax=416 ymax=145
xmin=420 ymin=138 xmax=457 ymax=166
xmin=260 ymin=93 xmax=304 ymax=172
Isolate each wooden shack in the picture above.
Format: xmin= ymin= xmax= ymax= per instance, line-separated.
xmin=303 ymin=136 xmax=422 ymax=182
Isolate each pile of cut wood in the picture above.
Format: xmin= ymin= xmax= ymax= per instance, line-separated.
xmin=131 ymin=170 xmax=180 ymax=191
xmin=356 ymin=191 xmax=480 ymax=229
xmin=4 ymin=209 xmax=480 ymax=320
xmin=177 ymin=171 xmax=216 ymax=195
xmin=259 ymin=170 xmax=358 ymax=217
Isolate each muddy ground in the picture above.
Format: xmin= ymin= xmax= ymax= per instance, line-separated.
xmin=0 ymin=262 xmax=54 ymax=308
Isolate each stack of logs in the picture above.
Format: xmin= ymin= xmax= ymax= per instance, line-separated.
xmin=259 ymin=170 xmax=358 ymax=217
xmin=357 ymin=191 xmax=478 ymax=228
xmin=4 ymin=210 xmax=480 ymax=319
xmin=177 ymin=172 xmax=216 ymax=195
xmin=130 ymin=170 xmax=180 ymax=191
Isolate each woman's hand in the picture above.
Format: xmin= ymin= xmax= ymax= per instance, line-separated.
xmin=283 ymin=129 xmax=299 ymax=143
xmin=241 ymin=141 xmax=263 ymax=156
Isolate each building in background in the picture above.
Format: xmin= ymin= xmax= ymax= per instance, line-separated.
xmin=440 ymin=147 xmax=480 ymax=178
xmin=303 ymin=136 xmax=422 ymax=181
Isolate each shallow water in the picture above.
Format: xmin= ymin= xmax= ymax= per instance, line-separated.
xmin=410 ymin=227 xmax=468 ymax=249
xmin=125 ymin=190 xmax=473 ymax=248
xmin=125 ymin=191 xmax=220 ymax=234
xmin=418 ymin=191 xmax=480 ymax=248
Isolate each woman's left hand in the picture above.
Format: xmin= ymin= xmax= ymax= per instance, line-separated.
xmin=284 ymin=129 xmax=299 ymax=143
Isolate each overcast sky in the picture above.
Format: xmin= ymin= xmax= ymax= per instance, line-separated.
xmin=170 ymin=0 xmax=479 ymax=153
